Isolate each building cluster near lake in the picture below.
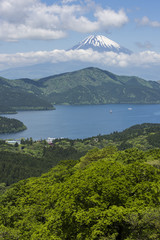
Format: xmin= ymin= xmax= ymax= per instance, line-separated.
xmin=5 ymin=137 xmax=64 ymax=145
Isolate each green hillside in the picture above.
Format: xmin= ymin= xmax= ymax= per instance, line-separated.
xmin=38 ymin=67 xmax=160 ymax=104
xmin=0 ymin=77 xmax=54 ymax=113
xmin=1 ymin=145 xmax=160 ymax=239
xmin=0 ymin=116 xmax=27 ymax=133
xmin=1 ymin=123 xmax=160 ymax=239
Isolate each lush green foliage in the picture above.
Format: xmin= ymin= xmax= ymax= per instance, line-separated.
xmin=1 ymin=124 xmax=160 ymax=238
xmin=0 ymin=116 xmax=26 ymax=133
xmin=0 ymin=140 xmax=81 ymax=186
xmin=0 ymin=151 xmax=50 ymax=186
xmin=0 ymin=147 xmax=160 ymax=239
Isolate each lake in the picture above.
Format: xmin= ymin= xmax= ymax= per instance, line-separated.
xmin=1 ymin=104 xmax=160 ymax=140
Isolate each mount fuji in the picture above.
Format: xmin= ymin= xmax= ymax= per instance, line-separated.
xmin=70 ymin=35 xmax=132 ymax=54
xmin=0 ymin=35 xmax=142 ymax=80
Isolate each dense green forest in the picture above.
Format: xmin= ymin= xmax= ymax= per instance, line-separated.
xmin=1 ymin=145 xmax=160 ymax=239
xmin=0 ymin=116 xmax=27 ymax=133
xmin=1 ymin=68 xmax=160 ymax=113
xmin=0 ymin=139 xmax=81 ymax=186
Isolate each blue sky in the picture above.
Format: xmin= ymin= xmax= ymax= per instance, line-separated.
xmin=0 ymin=0 xmax=160 ymax=79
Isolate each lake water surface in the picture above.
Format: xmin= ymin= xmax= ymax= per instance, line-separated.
xmin=1 ymin=104 xmax=160 ymax=140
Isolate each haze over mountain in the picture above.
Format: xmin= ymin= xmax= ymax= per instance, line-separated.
xmin=70 ymin=35 xmax=132 ymax=54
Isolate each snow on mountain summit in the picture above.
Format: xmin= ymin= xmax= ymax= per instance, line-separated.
xmin=81 ymin=35 xmax=120 ymax=48
xmin=70 ymin=35 xmax=132 ymax=54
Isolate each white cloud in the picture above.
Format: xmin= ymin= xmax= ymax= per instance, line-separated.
xmin=0 ymin=0 xmax=129 ymax=41
xmin=95 ymin=8 xmax=128 ymax=29
xmin=0 ymin=49 xmax=160 ymax=71
xmin=0 ymin=22 xmax=66 ymax=41
xmin=136 ymin=16 xmax=160 ymax=27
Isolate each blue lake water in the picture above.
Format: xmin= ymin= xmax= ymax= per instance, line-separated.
xmin=1 ymin=104 xmax=160 ymax=140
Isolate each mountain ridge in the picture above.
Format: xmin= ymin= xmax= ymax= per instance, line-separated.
xmin=2 ymin=67 xmax=160 ymax=108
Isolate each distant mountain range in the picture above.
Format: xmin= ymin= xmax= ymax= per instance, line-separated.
xmin=1 ymin=67 xmax=160 ymax=113
xmin=70 ymin=35 xmax=132 ymax=54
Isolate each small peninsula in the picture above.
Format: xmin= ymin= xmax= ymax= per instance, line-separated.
xmin=0 ymin=116 xmax=27 ymax=133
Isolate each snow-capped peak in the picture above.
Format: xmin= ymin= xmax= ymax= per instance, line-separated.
xmin=70 ymin=35 xmax=132 ymax=54
xmin=79 ymin=35 xmax=120 ymax=49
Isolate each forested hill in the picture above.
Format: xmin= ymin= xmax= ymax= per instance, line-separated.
xmin=1 ymin=68 xmax=160 ymax=110
xmin=38 ymin=67 xmax=160 ymax=104
xmin=0 ymin=116 xmax=26 ymax=133
xmin=1 ymin=123 xmax=160 ymax=238
xmin=0 ymin=77 xmax=54 ymax=113
xmin=1 ymin=140 xmax=160 ymax=238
